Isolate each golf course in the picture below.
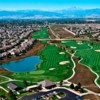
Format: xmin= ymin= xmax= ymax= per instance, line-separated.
xmin=61 ymin=40 xmax=100 ymax=85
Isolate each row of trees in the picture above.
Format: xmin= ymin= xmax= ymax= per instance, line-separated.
xmin=59 ymin=80 xmax=85 ymax=93
xmin=70 ymin=83 xmax=85 ymax=93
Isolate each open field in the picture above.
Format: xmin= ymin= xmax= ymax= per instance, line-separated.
xmin=75 ymin=49 xmax=100 ymax=85
xmin=32 ymin=27 xmax=49 ymax=39
xmin=48 ymin=27 xmax=56 ymax=39
xmin=50 ymin=25 xmax=74 ymax=39
xmin=83 ymin=94 xmax=100 ymax=100
xmin=69 ymin=60 xmax=100 ymax=93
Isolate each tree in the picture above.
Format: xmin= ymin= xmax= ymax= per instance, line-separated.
xmin=74 ymin=86 xmax=79 ymax=91
xmin=91 ymin=42 xmax=93 ymax=46
xmin=70 ymin=83 xmax=74 ymax=89
xmin=77 ymin=82 xmax=81 ymax=89
xmin=8 ymin=90 xmax=16 ymax=99
xmin=23 ymin=80 xmax=28 ymax=87
xmin=80 ymin=88 xmax=85 ymax=93
xmin=71 ymin=50 xmax=74 ymax=54
xmin=78 ymin=57 xmax=81 ymax=60
xmin=60 ymin=80 xmax=63 ymax=86
xmin=38 ymin=84 xmax=42 ymax=90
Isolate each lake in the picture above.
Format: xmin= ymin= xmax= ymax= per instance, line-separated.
xmin=0 ymin=56 xmax=42 ymax=72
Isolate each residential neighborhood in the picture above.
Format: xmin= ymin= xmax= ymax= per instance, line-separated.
xmin=0 ymin=23 xmax=42 ymax=60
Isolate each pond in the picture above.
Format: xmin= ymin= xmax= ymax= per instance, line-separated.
xmin=0 ymin=56 xmax=42 ymax=73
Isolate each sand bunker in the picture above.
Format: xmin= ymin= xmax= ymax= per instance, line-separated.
xmin=62 ymin=41 xmax=67 ymax=43
xmin=77 ymin=42 xmax=83 ymax=45
xmin=49 ymin=68 xmax=55 ymax=70
xmin=59 ymin=52 xmax=65 ymax=54
xmin=59 ymin=61 xmax=70 ymax=65
xmin=71 ymin=46 xmax=77 ymax=49
xmin=95 ymin=50 xmax=100 ymax=52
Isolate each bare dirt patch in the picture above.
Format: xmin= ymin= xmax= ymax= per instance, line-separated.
xmin=50 ymin=25 xmax=74 ymax=39
xmin=69 ymin=62 xmax=100 ymax=93
xmin=83 ymin=94 xmax=100 ymax=100
xmin=0 ymin=68 xmax=11 ymax=75
xmin=48 ymin=27 xmax=56 ymax=39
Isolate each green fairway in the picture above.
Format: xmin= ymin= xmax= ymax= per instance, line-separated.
xmin=61 ymin=40 xmax=90 ymax=50
xmin=91 ymin=42 xmax=100 ymax=50
xmin=61 ymin=40 xmax=100 ymax=85
xmin=32 ymin=27 xmax=49 ymax=39
xmin=38 ymin=44 xmax=74 ymax=80
xmin=8 ymin=44 xmax=74 ymax=82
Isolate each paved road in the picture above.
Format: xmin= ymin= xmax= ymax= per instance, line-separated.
xmin=18 ymin=88 xmax=83 ymax=100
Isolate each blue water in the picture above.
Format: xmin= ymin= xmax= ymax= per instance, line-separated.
xmin=1 ymin=56 xmax=42 ymax=72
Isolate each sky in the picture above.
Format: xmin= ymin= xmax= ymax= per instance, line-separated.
xmin=0 ymin=0 xmax=100 ymax=11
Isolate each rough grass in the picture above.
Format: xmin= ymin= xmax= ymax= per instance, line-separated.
xmin=0 ymin=76 xmax=9 ymax=83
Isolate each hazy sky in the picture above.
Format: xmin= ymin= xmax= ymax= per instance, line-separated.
xmin=0 ymin=0 xmax=100 ymax=11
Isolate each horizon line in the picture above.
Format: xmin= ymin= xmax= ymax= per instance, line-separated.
xmin=0 ymin=7 xmax=100 ymax=11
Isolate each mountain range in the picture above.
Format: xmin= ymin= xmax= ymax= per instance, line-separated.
xmin=0 ymin=8 xmax=100 ymax=19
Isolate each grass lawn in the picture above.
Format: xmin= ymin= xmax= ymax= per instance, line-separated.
xmin=7 ymin=44 xmax=74 ymax=82
xmin=0 ymin=76 xmax=9 ymax=83
xmin=0 ymin=81 xmax=26 ymax=89
xmin=91 ymin=42 xmax=100 ymax=50
xmin=61 ymin=40 xmax=90 ymax=50
xmin=32 ymin=27 xmax=49 ymax=39
xmin=0 ymin=89 xmax=7 ymax=96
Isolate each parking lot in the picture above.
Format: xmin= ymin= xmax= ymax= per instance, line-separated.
xmin=19 ymin=88 xmax=83 ymax=100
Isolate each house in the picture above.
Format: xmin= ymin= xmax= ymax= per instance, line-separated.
xmin=0 ymin=54 xmax=4 ymax=60
xmin=38 ymin=79 xmax=56 ymax=89
xmin=8 ymin=82 xmax=22 ymax=91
